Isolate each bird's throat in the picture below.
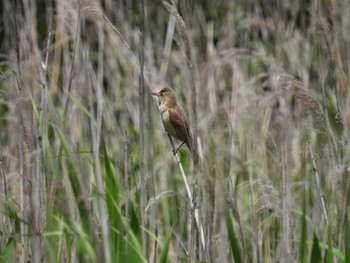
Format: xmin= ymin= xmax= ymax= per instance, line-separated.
xmin=159 ymin=98 xmax=177 ymax=113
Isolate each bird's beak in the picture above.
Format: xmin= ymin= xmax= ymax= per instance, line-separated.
xmin=151 ymin=91 xmax=160 ymax=96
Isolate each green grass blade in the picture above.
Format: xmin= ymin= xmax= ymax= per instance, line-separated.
xmin=56 ymin=129 xmax=91 ymax=234
xmin=159 ymin=232 xmax=172 ymax=263
xmin=226 ymin=208 xmax=242 ymax=263
xmin=345 ymin=222 xmax=350 ymax=263
xmin=66 ymin=91 xmax=98 ymax=128
xmin=311 ymin=233 xmax=322 ymax=263
xmin=324 ymin=225 xmax=333 ymax=263
xmin=130 ymin=202 xmax=141 ymax=242
xmin=0 ymin=238 xmax=14 ymax=263
xmin=103 ymin=143 xmax=146 ymax=262
xmin=73 ymin=222 xmax=96 ymax=262
xmin=103 ymin=143 xmax=122 ymax=261
xmin=300 ymin=188 xmax=307 ymax=263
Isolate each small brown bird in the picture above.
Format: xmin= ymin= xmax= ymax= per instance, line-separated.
xmin=152 ymin=87 xmax=197 ymax=161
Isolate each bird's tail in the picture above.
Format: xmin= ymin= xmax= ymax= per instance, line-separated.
xmin=186 ymin=140 xmax=199 ymax=164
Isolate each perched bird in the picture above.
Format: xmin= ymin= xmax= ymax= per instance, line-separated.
xmin=152 ymin=87 xmax=197 ymax=162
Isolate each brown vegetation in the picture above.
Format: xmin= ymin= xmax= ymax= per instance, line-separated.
xmin=0 ymin=0 xmax=349 ymax=262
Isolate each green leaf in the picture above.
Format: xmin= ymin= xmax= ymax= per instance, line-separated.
xmin=292 ymin=238 xmax=344 ymax=261
xmin=345 ymin=222 xmax=350 ymax=263
xmin=311 ymin=233 xmax=322 ymax=263
xmin=103 ymin=142 xmax=121 ymax=261
xmin=226 ymin=208 xmax=242 ymax=263
xmin=73 ymin=222 xmax=96 ymax=262
xmin=103 ymin=142 xmax=146 ymax=263
xmin=130 ymin=202 xmax=141 ymax=242
xmin=324 ymin=225 xmax=333 ymax=263
xmin=0 ymin=238 xmax=14 ymax=263
xmin=300 ymin=188 xmax=307 ymax=263
xmin=66 ymin=91 xmax=98 ymax=128
xmin=56 ymin=129 xmax=91 ymax=237
xmin=159 ymin=232 xmax=172 ymax=263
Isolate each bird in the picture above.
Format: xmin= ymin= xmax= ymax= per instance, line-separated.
xmin=152 ymin=87 xmax=197 ymax=162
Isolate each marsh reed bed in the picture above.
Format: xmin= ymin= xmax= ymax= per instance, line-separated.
xmin=0 ymin=0 xmax=349 ymax=262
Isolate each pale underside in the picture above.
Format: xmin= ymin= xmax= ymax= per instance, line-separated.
xmin=161 ymin=109 xmax=180 ymax=140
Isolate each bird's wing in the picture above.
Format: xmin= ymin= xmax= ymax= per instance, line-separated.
xmin=168 ymin=107 xmax=193 ymax=150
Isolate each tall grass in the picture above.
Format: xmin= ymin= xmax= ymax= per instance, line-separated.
xmin=0 ymin=0 xmax=349 ymax=262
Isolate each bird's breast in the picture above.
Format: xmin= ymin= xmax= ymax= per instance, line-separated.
xmin=161 ymin=109 xmax=178 ymax=139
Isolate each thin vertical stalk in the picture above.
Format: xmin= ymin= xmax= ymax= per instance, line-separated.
xmin=22 ymin=0 xmax=49 ymax=258
xmin=320 ymin=75 xmax=336 ymax=160
xmin=0 ymin=141 xmax=14 ymax=258
xmin=93 ymin=18 xmax=112 ymax=263
xmin=148 ymin=95 xmax=158 ymax=263
xmin=167 ymin=134 xmax=206 ymax=252
xmin=0 ymin=142 xmax=10 ymax=231
xmin=162 ymin=2 xmax=206 ymax=260
xmin=62 ymin=6 xmax=81 ymax=122
xmin=159 ymin=13 xmax=176 ymax=81
xmin=139 ymin=0 xmax=147 ymax=255
xmin=308 ymin=141 xmax=328 ymax=225
xmin=19 ymin=136 xmax=26 ymax=263
xmin=11 ymin=1 xmax=29 ymax=261
xmin=94 ymin=139 xmax=111 ymax=263
xmin=281 ymin=144 xmax=291 ymax=262
xmin=124 ymin=132 xmax=130 ymax=247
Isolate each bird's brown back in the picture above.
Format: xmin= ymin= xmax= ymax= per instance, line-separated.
xmin=168 ymin=106 xmax=193 ymax=152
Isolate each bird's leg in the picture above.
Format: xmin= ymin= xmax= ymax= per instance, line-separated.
xmin=167 ymin=132 xmax=185 ymax=155
xmin=172 ymin=141 xmax=185 ymax=155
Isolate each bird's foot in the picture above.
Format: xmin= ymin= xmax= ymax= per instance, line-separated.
xmin=172 ymin=141 xmax=185 ymax=155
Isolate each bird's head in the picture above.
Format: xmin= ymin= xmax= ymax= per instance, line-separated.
xmin=152 ymin=87 xmax=177 ymax=107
